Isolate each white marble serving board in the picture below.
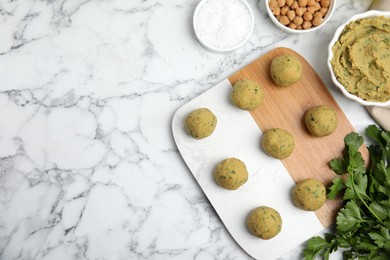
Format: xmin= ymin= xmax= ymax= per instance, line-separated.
xmin=172 ymin=79 xmax=324 ymax=260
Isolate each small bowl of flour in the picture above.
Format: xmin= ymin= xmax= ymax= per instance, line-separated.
xmin=193 ymin=0 xmax=254 ymax=52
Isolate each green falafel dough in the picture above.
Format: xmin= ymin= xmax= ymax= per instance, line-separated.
xmin=305 ymin=105 xmax=338 ymax=137
xmin=271 ymin=54 xmax=302 ymax=87
xmin=231 ymin=79 xmax=265 ymax=110
xmin=330 ymin=16 xmax=390 ymax=102
xmin=185 ymin=108 xmax=217 ymax=139
xmin=213 ymin=158 xmax=248 ymax=190
xmin=246 ymin=206 xmax=282 ymax=240
xmin=292 ymin=178 xmax=326 ymax=211
xmin=261 ymin=128 xmax=295 ymax=159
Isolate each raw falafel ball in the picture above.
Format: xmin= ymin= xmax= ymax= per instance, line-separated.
xmin=305 ymin=105 xmax=338 ymax=137
xmin=231 ymin=79 xmax=265 ymax=110
xmin=213 ymin=158 xmax=248 ymax=190
xmin=271 ymin=54 xmax=302 ymax=87
xmin=185 ymin=108 xmax=217 ymax=139
xmin=261 ymin=128 xmax=295 ymax=159
xmin=292 ymin=178 xmax=326 ymax=211
xmin=246 ymin=206 xmax=282 ymax=240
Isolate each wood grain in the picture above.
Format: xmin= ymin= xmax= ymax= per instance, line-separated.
xmin=228 ymin=47 xmax=367 ymax=228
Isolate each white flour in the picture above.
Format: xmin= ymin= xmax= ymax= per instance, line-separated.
xmin=194 ymin=0 xmax=253 ymax=50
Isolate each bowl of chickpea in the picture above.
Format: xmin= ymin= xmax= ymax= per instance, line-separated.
xmin=264 ymin=0 xmax=335 ymax=33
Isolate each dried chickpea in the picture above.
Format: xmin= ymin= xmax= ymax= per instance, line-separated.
xmin=319 ymin=7 xmax=328 ymax=16
xmin=307 ymin=6 xmax=316 ymax=14
xmin=291 ymin=1 xmax=299 ymax=9
xmin=273 ymin=8 xmax=281 ymax=16
xmin=279 ymin=15 xmax=290 ymax=25
xmin=302 ymin=21 xmax=312 ymax=29
xmin=278 ymin=0 xmax=286 ymax=7
xmin=303 ymin=11 xmax=313 ymax=21
xmin=298 ymin=0 xmax=307 ymax=7
xmin=313 ymin=11 xmax=323 ymax=17
xmin=287 ymin=10 xmax=296 ymax=20
xmin=293 ymin=16 xmax=303 ymax=25
xmin=270 ymin=0 xmax=331 ymax=30
xmin=288 ymin=22 xmax=297 ymax=29
xmin=312 ymin=15 xmax=322 ymax=26
xmin=295 ymin=7 xmax=306 ymax=16
xmin=269 ymin=0 xmax=278 ymax=10
xmin=321 ymin=0 xmax=330 ymax=7
xmin=280 ymin=6 xmax=289 ymax=15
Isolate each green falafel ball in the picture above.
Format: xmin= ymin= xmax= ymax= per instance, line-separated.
xmin=246 ymin=206 xmax=282 ymax=240
xmin=305 ymin=105 xmax=338 ymax=137
xmin=185 ymin=108 xmax=217 ymax=139
xmin=292 ymin=178 xmax=326 ymax=211
xmin=231 ymin=79 xmax=265 ymax=110
xmin=261 ymin=128 xmax=295 ymax=159
xmin=271 ymin=54 xmax=302 ymax=87
xmin=213 ymin=158 xmax=248 ymax=190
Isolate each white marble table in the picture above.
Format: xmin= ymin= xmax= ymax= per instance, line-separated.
xmin=0 ymin=0 xmax=376 ymax=259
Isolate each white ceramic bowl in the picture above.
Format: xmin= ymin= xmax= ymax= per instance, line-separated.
xmin=193 ymin=0 xmax=254 ymax=52
xmin=327 ymin=10 xmax=390 ymax=107
xmin=264 ymin=0 xmax=336 ymax=34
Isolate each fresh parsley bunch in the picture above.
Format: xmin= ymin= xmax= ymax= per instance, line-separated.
xmin=304 ymin=125 xmax=390 ymax=260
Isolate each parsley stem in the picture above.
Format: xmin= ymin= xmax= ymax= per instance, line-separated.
xmin=350 ymin=173 xmax=384 ymax=225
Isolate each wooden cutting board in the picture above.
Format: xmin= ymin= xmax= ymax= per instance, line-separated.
xmin=228 ymin=47 xmax=367 ymax=228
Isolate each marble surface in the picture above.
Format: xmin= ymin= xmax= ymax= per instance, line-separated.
xmin=0 ymin=0 xmax=375 ymax=259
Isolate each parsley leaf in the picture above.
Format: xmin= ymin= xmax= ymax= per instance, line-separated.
xmin=327 ymin=177 xmax=346 ymax=200
xmin=369 ymin=200 xmax=390 ymax=222
xmin=304 ymin=235 xmax=337 ymax=260
xmin=343 ymin=171 xmax=371 ymax=202
xmin=304 ymin=125 xmax=390 ymax=260
xmin=336 ymin=200 xmax=362 ymax=234
xmin=368 ymin=226 xmax=390 ymax=248
xmin=329 ymin=158 xmax=347 ymax=175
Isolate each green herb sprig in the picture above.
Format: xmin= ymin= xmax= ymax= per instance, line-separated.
xmin=304 ymin=125 xmax=390 ymax=260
